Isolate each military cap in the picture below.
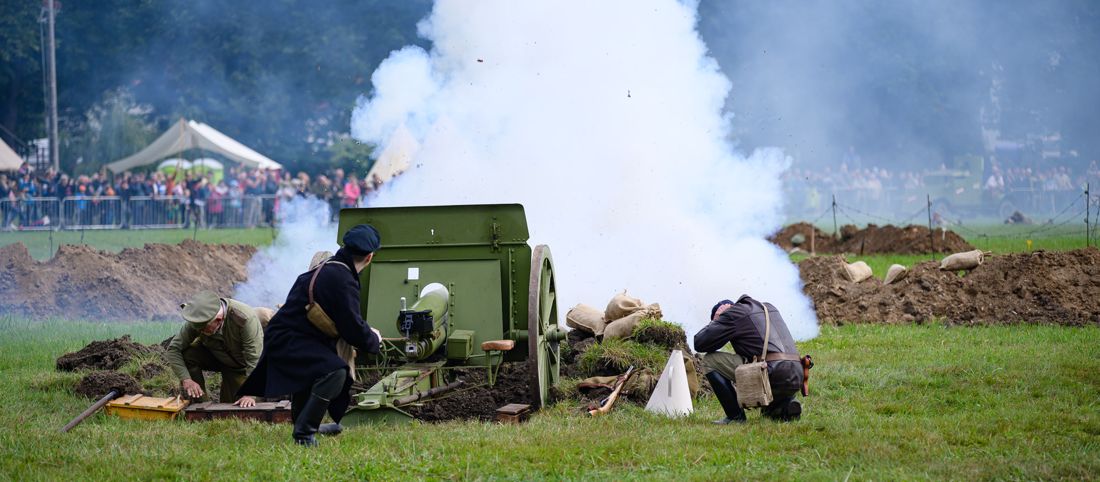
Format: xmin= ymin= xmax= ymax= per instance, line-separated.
xmin=710 ymin=299 xmax=735 ymax=320
xmin=343 ymin=224 xmax=381 ymax=255
xmin=180 ymin=290 xmax=223 ymax=325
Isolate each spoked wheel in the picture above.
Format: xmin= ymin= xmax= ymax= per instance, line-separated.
xmin=527 ymin=244 xmax=561 ymax=409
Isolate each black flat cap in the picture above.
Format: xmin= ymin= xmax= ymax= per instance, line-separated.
xmin=343 ymin=224 xmax=381 ymax=255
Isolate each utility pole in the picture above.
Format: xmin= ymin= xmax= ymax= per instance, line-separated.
xmin=47 ymin=0 xmax=60 ymax=172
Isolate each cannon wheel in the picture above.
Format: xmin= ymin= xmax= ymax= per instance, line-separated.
xmin=527 ymin=244 xmax=560 ymax=409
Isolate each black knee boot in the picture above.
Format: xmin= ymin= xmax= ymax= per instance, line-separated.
xmin=706 ymin=371 xmax=746 ymax=424
xmin=292 ymin=369 xmax=346 ymax=446
xmin=763 ymin=396 xmax=802 ymax=422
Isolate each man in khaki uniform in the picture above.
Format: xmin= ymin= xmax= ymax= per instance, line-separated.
xmin=166 ymin=291 xmax=263 ymax=406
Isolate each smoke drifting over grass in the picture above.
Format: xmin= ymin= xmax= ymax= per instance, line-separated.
xmin=351 ymin=0 xmax=819 ymax=340
xmin=234 ymin=197 xmax=337 ymax=309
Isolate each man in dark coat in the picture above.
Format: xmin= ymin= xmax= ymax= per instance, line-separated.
xmin=238 ymin=224 xmax=382 ymax=446
xmin=693 ymin=295 xmax=804 ymax=423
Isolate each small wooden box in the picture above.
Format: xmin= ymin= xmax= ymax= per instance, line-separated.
xmin=495 ymin=403 xmax=531 ymax=424
xmin=106 ymin=395 xmax=188 ymax=421
xmin=184 ymin=400 xmax=292 ymax=423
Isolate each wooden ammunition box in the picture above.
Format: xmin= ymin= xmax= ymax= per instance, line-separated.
xmin=184 ymin=400 xmax=292 ymax=423
xmin=106 ymin=395 xmax=188 ymax=421
xmin=495 ymin=403 xmax=531 ymax=424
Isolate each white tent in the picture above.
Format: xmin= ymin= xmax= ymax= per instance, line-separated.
xmin=106 ymin=119 xmax=282 ymax=173
xmin=0 ymin=138 xmax=23 ymax=171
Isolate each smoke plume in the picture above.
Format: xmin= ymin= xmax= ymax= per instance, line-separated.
xmin=351 ymin=0 xmax=819 ymax=340
xmin=234 ymin=197 xmax=337 ymax=309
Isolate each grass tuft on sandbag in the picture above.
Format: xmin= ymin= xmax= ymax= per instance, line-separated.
xmin=577 ymin=338 xmax=668 ymax=376
xmin=631 ymin=318 xmax=687 ymax=351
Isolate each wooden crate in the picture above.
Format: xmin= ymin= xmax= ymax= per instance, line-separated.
xmin=494 ymin=403 xmax=531 ymax=424
xmin=105 ymin=395 xmax=188 ymax=421
xmin=184 ymin=400 xmax=292 ymax=423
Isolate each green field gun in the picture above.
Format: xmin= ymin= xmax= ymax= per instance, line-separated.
xmin=338 ymin=204 xmax=567 ymax=425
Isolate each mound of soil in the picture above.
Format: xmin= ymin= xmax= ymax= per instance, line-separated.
xmin=404 ymin=362 xmax=532 ymax=422
xmin=56 ymin=335 xmax=159 ymax=372
xmin=0 ymin=240 xmax=255 ymax=321
xmin=800 ymin=248 xmax=1100 ymax=325
xmin=771 ymin=222 xmax=973 ymax=254
xmin=74 ymin=371 xmax=142 ymax=399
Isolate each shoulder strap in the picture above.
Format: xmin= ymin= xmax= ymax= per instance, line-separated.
xmin=758 ymin=300 xmax=772 ymax=362
xmin=307 ymin=260 xmax=351 ymax=306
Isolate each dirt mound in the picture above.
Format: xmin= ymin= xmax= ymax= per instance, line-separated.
xmin=0 ymin=240 xmax=255 ymax=321
xmin=56 ymin=335 xmax=159 ymax=371
xmin=771 ymin=223 xmax=973 ymax=254
xmin=800 ymin=248 xmax=1100 ymax=325
xmin=74 ymin=371 xmax=143 ymax=399
xmin=404 ymin=362 xmax=533 ymax=422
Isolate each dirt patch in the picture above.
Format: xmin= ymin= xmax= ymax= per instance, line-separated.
xmin=771 ymin=222 xmax=973 ymax=254
xmin=56 ymin=335 xmax=159 ymax=371
xmin=800 ymin=248 xmax=1100 ymax=325
xmin=404 ymin=362 xmax=532 ymax=422
xmin=0 ymin=240 xmax=255 ymax=321
xmin=74 ymin=371 xmax=143 ymax=399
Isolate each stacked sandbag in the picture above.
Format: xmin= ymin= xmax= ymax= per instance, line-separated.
xmin=602 ymin=291 xmax=663 ymax=339
xmin=842 ymin=261 xmax=873 ymax=283
xmin=883 ymin=264 xmax=908 ymax=285
xmin=566 ymin=304 xmax=606 ymax=337
xmin=940 ymin=249 xmax=985 ymax=271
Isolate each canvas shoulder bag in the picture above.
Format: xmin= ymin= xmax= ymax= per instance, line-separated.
xmin=305 ymin=260 xmax=350 ymax=338
xmin=733 ymin=300 xmax=774 ymax=409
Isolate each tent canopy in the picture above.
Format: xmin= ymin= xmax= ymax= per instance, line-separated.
xmin=106 ymin=119 xmax=282 ymax=173
xmin=0 ymin=138 xmax=23 ymax=171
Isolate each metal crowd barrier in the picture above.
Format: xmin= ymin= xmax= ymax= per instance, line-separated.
xmin=0 ymin=197 xmax=60 ymax=231
xmin=61 ymin=196 xmax=123 ymax=230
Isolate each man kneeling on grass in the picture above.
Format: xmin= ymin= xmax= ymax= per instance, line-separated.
xmin=693 ymin=295 xmax=804 ymax=423
xmin=166 ymin=290 xmax=263 ymax=407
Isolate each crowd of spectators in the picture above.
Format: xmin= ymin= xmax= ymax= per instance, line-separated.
xmin=0 ymin=162 xmax=387 ymax=230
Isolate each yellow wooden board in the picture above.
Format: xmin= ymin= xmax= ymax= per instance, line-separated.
xmin=105 ymin=394 xmax=189 ymax=421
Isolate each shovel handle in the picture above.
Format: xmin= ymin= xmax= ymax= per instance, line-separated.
xmin=60 ymin=390 xmax=119 ymax=433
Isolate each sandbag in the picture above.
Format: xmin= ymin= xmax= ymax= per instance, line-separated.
xmin=842 ymin=261 xmax=873 ymax=283
xmin=605 ymin=291 xmax=645 ymax=321
xmin=255 ymin=307 xmax=276 ymax=328
xmin=940 ymin=249 xmax=984 ymax=271
xmin=602 ymin=303 xmax=663 ymax=340
xmin=883 ymin=264 xmax=908 ymax=285
xmin=566 ymin=304 xmax=606 ymax=336
xmin=682 ymin=353 xmax=700 ymax=397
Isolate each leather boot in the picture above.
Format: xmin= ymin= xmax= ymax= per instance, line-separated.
xmin=763 ymin=396 xmax=802 ymax=422
xmin=706 ymin=371 xmax=746 ymax=424
xmin=318 ymin=423 xmax=343 ymax=436
xmin=292 ymin=393 xmax=329 ymax=447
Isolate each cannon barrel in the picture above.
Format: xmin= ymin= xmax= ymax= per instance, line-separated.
xmin=396 ymin=283 xmax=450 ymax=361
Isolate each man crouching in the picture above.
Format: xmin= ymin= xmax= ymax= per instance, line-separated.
xmin=693 ymin=295 xmax=804 ymax=423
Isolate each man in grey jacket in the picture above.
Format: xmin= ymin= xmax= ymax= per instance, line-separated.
xmin=694 ymin=295 xmax=804 ymax=423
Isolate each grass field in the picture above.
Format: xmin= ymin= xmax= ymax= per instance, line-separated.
xmin=0 ymin=228 xmax=277 ymax=260
xmin=1 ymin=318 xmax=1097 ymax=480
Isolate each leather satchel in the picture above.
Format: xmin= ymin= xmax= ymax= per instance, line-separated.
xmin=733 ymin=300 xmax=774 ymax=409
xmin=305 ymin=260 xmax=349 ymax=339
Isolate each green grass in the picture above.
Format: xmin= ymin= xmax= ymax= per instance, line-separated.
xmin=0 ymin=228 xmax=276 ymax=259
xmin=3 ymin=318 xmax=1098 ymax=480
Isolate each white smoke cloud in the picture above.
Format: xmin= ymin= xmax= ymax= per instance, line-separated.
xmin=234 ymin=197 xmax=338 ymax=309
xmin=351 ymin=0 xmax=819 ymax=340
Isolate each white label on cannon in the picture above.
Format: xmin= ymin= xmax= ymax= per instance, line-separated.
xmin=407 ymin=267 xmax=420 ymax=281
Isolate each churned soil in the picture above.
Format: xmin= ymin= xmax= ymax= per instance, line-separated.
xmin=74 ymin=371 xmax=143 ymax=399
xmin=799 ymin=248 xmax=1100 ymax=325
xmin=770 ymin=222 xmax=973 ymax=254
xmin=0 ymin=240 xmax=254 ymax=321
xmin=56 ymin=335 xmax=159 ymax=371
xmin=404 ymin=362 xmax=533 ymax=422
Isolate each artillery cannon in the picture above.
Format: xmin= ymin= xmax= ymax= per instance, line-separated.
xmin=338 ymin=204 xmax=566 ymax=424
